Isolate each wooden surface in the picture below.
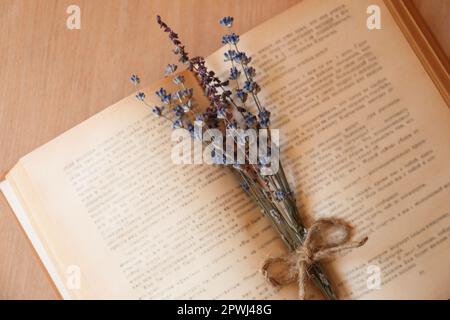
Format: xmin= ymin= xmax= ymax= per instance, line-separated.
xmin=0 ymin=0 xmax=448 ymax=300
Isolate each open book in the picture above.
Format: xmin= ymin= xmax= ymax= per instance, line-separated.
xmin=1 ymin=0 xmax=449 ymax=299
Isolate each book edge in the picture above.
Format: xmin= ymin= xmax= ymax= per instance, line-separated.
xmin=0 ymin=180 xmax=71 ymax=300
xmin=384 ymin=0 xmax=450 ymax=106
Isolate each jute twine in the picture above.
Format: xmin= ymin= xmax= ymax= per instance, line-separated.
xmin=261 ymin=218 xmax=368 ymax=299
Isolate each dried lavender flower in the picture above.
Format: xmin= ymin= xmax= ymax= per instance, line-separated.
xmin=222 ymin=33 xmax=239 ymax=45
xmin=165 ymin=63 xmax=178 ymax=75
xmin=172 ymin=118 xmax=183 ymax=129
xmin=152 ymin=106 xmax=164 ymax=116
xmin=156 ymin=87 xmax=171 ymax=104
xmin=274 ymin=190 xmax=285 ymax=201
xmin=128 ymin=14 xmax=340 ymax=300
xmin=219 ymin=16 xmax=234 ymax=28
xmin=172 ymin=74 xmax=185 ymax=85
xmin=130 ymin=74 xmax=140 ymax=85
xmin=136 ymin=92 xmax=145 ymax=101
xmin=229 ymin=66 xmax=240 ymax=80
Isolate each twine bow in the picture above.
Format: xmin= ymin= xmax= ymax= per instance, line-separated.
xmin=261 ymin=218 xmax=368 ymax=299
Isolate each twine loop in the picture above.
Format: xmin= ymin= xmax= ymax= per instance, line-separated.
xmin=262 ymin=218 xmax=368 ymax=299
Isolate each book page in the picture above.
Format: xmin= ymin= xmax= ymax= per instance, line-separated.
xmin=0 ymin=180 xmax=71 ymax=299
xmin=6 ymin=0 xmax=450 ymax=299
xmin=7 ymin=71 xmax=296 ymax=299
xmin=205 ymin=0 xmax=450 ymax=298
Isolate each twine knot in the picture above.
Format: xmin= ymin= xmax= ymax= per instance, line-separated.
xmin=261 ymin=218 xmax=368 ymax=299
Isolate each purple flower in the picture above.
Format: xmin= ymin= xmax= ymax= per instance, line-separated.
xmin=259 ymin=109 xmax=270 ymax=119
xmin=187 ymin=122 xmax=194 ymax=134
xmin=182 ymin=100 xmax=192 ymax=112
xmin=224 ymin=50 xmax=237 ymax=61
xmin=259 ymin=118 xmax=270 ymax=128
xmin=152 ymin=106 xmax=164 ymax=116
xmin=182 ymin=88 xmax=193 ymax=99
xmin=244 ymin=113 xmax=257 ymax=126
xmin=130 ymin=74 xmax=140 ymax=85
xmin=165 ymin=64 xmax=178 ymax=75
xmin=219 ymin=16 xmax=234 ymax=28
xmin=156 ymin=87 xmax=171 ymax=104
xmin=156 ymin=87 xmax=167 ymax=98
xmin=244 ymin=80 xmax=260 ymax=93
xmin=235 ymin=52 xmax=251 ymax=65
xmin=136 ymin=92 xmax=146 ymax=101
xmin=226 ymin=121 xmax=237 ymax=129
xmin=172 ymin=118 xmax=183 ymax=129
xmin=274 ymin=190 xmax=285 ymax=201
xmin=173 ymin=104 xmax=184 ymax=116
xmin=211 ymin=149 xmax=226 ymax=164
xmin=195 ymin=114 xmax=204 ymax=125
xmin=221 ymin=33 xmax=239 ymax=45
xmin=236 ymin=89 xmax=248 ymax=103
xmin=217 ymin=107 xmax=227 ymax=119
xmin=229 ymin=67 xmax=240 ymax=80
xmin=244 ymin=66 xmax=256 ymax=78
xmin=258 ymin=109 xmax=271 ymax=128
xmin=172 ymin=74 xmax=185 ymax=85
xmin=157 ymin=15 xmax=191 ymax=68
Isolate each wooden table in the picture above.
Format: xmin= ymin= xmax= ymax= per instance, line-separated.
xmin=0 ymin=0 xmax=449 ymax=299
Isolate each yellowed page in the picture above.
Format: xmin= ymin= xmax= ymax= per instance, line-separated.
xmin=7 ymin=71 xmax=295 ymax=299
xmin=205 ymin=0 xmax=450 ymax=299
xmin=6 ymin=0 xmax=450 ymax=300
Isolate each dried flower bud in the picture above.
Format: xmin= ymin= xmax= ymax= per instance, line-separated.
xmin=229 ymin=67 xmax=240 ymax=80
xmin=221 ymin=33 xmax=239 ymax=45
xmin=172 ymin=118 xmax=183 ymax=129
xmin=172 ymin=74 xmax=185 ymax=85
xmin=136 ymin=92 xmax=146 ymax=101
xmin=152 ymin=106 xmax=163 ymax=116
xmin=219 ymin=16 xmax=234 ymax=28
xmin=130 ymin=74 xmax=140 ymax=85
xmin=235 ymin=89 xmax=248 ymax=103
xmin=156 ymin=87 xmax=171 ymax=104
xmin=274 ymin=190 xmax=285 ymax=201
xmin=165 ymin=64 xmax=178 ymax=75
xmin=224 ymin=50 xmax=237 ymax=61
xmin=235 ymin=52 xmax=251 ymax=65
xmin=245 ymin=66 xmax=256 ymax=78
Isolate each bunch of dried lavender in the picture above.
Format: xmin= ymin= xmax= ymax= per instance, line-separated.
xmin=131 ymin=16 xmax=338 ymax=300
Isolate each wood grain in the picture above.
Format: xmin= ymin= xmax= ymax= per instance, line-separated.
xmin=0 ymin=0 xmax=448 ymax=299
